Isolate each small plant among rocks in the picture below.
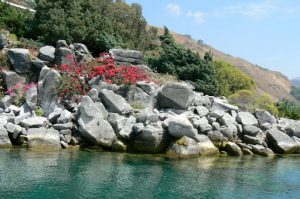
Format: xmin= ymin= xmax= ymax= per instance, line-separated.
xmin=6 ymin=82 xmax=36 ymax=106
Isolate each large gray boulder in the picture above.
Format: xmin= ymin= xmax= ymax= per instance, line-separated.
xmin=20 ymin=117 xmax=49 ymax=129
xmin=168 ymin=115 xmax=198 ymax=139
xmin=266 ymin=128 xmax=298 ymax=154
xmin=211 ymin=98 xmax=238 ymax=112
xmin=236 ymin=112 xmax=258 ymax=126
xmin=0 ymin=125 xmax=12 ymax=147
xmin=158 ymin=83 xmax=194 ymax=110
xmin=133 ymin=124 xmax=168 ymax=153
xmin=26 ymin=86 xmax=38 ymax=110
xmin=7 ymin=48 xmax=32 ymax=73
xmin=2 ymin=71 xmax=26 ymax=91
xmin=77 ymin=96 xmax=116 ymax=147
xmin=109 ymin=49 xmax=144 ymax=65
xmin=255 ymin=110 xmax=277 ymax=125
xmin=37 ymin=67 xmax=61 ymax=115
xmin=243 ymin=125 xmax=261 ymax=136
xmin=27 ymin=128 xmax=61 ymax=150
xmin=225 ymin=142 xmax=243 ymax=156
xmin=38 ymin=46 xmax=55 ymax=62
xmin=55 ymin=47 xmax=74 ymax=66
xmin=166 ymin=136 xmax=218 ymax=158
xmin=99 ymin=89 xmax=132 ymax=115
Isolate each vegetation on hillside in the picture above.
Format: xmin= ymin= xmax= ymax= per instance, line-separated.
xmin=277 ymin=100 xmax=300 ymax=120
xmin=291 ymin=86 xmax=300 ymax=101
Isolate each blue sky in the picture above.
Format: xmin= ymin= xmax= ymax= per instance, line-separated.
xmin=126 ymin=0 xmax=300 ymax=79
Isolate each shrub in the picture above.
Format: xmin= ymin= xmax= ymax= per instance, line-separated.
xmin=213 ymin=60 xmax=256 ymax=96
xmin=228 ymin=90 xmax=278 ymax=115
xmin=291 ymin=86 xmax=300 ymax=101
xmin=277 ymin=100 xmax=300 ymax=120
xmin=6 ymin=82 xmax=36 ymax=106
xmin=35 ymin=108 xmax=44 ymax=116
xmin=0 ymin=52 xmax=11 ymax=70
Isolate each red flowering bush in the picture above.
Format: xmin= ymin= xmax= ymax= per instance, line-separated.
xmin=56 ymin=52 xmax=150 ymax=99
xmin=6 ymin=82 xmax=36 ymax=105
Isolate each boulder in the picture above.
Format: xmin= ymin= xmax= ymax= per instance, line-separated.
xmin=211 ymin=98 xmax=238 ymax=112
xmin=55 ymin=47 xmax=74 ymax=66
xmin=219 ymin=113 xmax=236 ymax=127
xmin=20 ymin=117 xmax=49 ymax=129
xmin=87 ymin=88 xmax=99 ymax=102
xmin=38 ymin=46 xmax=55 ymax=62
xmin=242 ymin=125 xmax=261 ymax=136
xmin=57 ymin=110 xmax=74 ymax=124
xmin=77 ymin=96 xmax=116 ymax=147
xmin=236 ymin=112 xmax=258 ymax=126
xmin=26 ymin=86 xmax=37 ymax=110
xmin=2 ymin=71 xmax=26 ymax=91
xmin=37 ymin=67 xmax=61 ymax=115
xmin=255 ymin=110 xmax=277 ymax=125
xmin=27 ymin=128 xmax=61 ymax=150
xmin=266 ymin=128 xmax=298 ymax=154
xmin=47 ymin=108 xmax=62 ymax=123
xmin=137 ymin=108 xmax=159 ymax=124
xmin=136 ymin=81 xmax=157 ymax=95
xmin=109 ymin=49 xmax=144 ymax=65
xmin=7 ymin=48 xmax=32 ymax=73
xmin=225 ymin=142 xmax=243 ymax=156
xmin=31 ymin=59 xmax=46 ymax=70
xmin=52 ymin=123 xmax=73 ymax=131
xmin=195 ymin=106 xmax=209 ymax=117
xmin=198 ymin=117 xmax=212 ymax=133
xmin=166 ymin=136 xmax=218 ymax=158
xmin=0 ymin=33 xmax=8 ymax=48
xmin=0 ymin=95 xmax=13 ymax=110
xmin=194 ymin=134 xmax=219 ymax=155
xmin=56 ymin=40 xmax=68 ymax=48
xmin=250 ymin=145 xmax=274 ymax=156
xmin=133 ymin=124 xmax=168 ymax=153
xmin=88 ymin=77 xmax=120 ymax=92
xmin=168 ymin=115 xmax=198 ymax=139
xmin=0 ymin=125 xmax=12 ymax=147
xmin=207 ymin=131 xmax=226 ymax=148
xmin=99 ymin=89 xmax=132 ymax=115
xmin=158 ymin=83 xmax=194 ymax=110
xmin=111 ymin=139 xmax=127 ymax=152
xmin=243 ymin=135 xmax=263 ymax=145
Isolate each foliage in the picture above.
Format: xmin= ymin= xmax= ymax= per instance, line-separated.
xmin=35 ymin=108 xmax=44 ymax=116
xmin=56 ymin=52 xmax=150 ymax=99
xmin=213 ymin=60 xmax=256 ymax=96
xmin=6 ymin=82 xmax=36 ymax=106
xmin=0 ymin=52 xmax=11 ymax=70
xmin=147 ymin=27 xmax=219 ymax=96
xmin=291 ymin=86 xmax=300 ymax=101
xmin=0 ymin=2 xmax=34 ymax=38
xmin=277 ymin=100 xmax=300 ymax=120
xmin=228 ymin=90 xmax=278 ymax=115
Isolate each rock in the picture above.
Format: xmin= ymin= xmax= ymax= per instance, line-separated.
xmin=220 ymin=127 xmax=234 ymax=141
xmin=242 ymin=148 xmax=253 ymax=155
xmin=95 ymin=102 xmax=108 ymax=119
xmin=38 ymin=67 xmax=61 ymax=115
xmin=111 ymin=140 xmax=127 ymax=152
xmin=266 ymin=128 xmax=298 ymax=154
xmin=109 ymin=49 xmax=144 ymax=65
xmin=8 ymin=105 xmax=20 ymax=116
xmin=225 ymin=142 xmax=243 ymax=156
xmin=55 ymin=47 xmax=74 ymax=66
xmin=26 ymin=86 xmax=37 ymax=110
xmin=38 ymin=46 xmax=55 ymax=62
xmin=133 ymin=124 xmax=168 ymax=153
xmin=255 ymin=110 xmax=277 ymax=126
xmin=61 ymin=141 xmax=69 ymax=148
xmin=99 ymin=89 xmax=132 ymax=115
xmin=2 ymin=71 xmax=26 ymax=91
xmin=31 ymin=59 xmax=46 ymax=70
xmin=56 ymin=40 xmax=68 ymax=48
xmin=53 ymin=122 xmax=73 ymax=131
xmin=243 ymin=135 xmax=263 ymax=145
xmin=168 ymin=115 xmax=198 ymax=139
xmin=158 ymin=83 xmax=194 ymax=110
xmin=88 ymin=77 xmax=120 ymax=92
xmin=7 ymin=48 xmax=32 ymax=73
xmin=6 ymin=123 xmax=22 ymax=134
xmin=119 ymin=86 xmax=155 ymax=109
xmin=211 ymin=98 xmax=239 ymax=112
xmin=0 ymin=125 xmax=12 ymax=147
xmin=212 ymin=122 xmax=221 ymax=131
xmin=195 ymin=106 xmax=209 ymax=117
xmin=20 ymin=117 xmax=49 ymax=129
xmin=77 ymin=96 xmax=116 ymax=147
xmin=57 ymin=110 xmax=74 ymax=123
xmin=0 ymin=95 xmax=13 ymax=110
xmin=87 ymin=88 xmax=99 ymax=102
xmin=207 ymin=131 xmax=226 ymax=148
xmin=27 ymin=128 xmax=61 ymax=150
xmin=236 ymin=112 xmax=258 ymax=126
xmin=194 ymin=134 xmax=219 ymax=155
xmin=132 ymin=123 xmax=144 ymax=134
xmin=251 ymin=145 xmax=274 ymax=156
xmin=198 ymin=117 xmax=212 ymax=133
xmin=0 ymin=33 xmax=8 ymax=48
xmin=14 ymin=112 xmax=31 ymax=125
xmin=47 ymin=108 xmax=63 ymax=123
xmin=243 ymin=125 xmax=261 ymax=136
xmin=136 ymin=81 xmax=157 ymax=95
xmin=209 ymin=110 xmax=226 ymax=119
xmin=137 ymin=108 xmax=159 ymax=124
xmin=219 ymin=113 xmax=236 ymax=127
xmin=166 ymin=136 xmax=213 ymax=158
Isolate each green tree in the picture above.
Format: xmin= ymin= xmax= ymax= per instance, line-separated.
xmin=291 ymin=86 xmax=300 ymax=101
xmin=277 ymin=100 xmax=300 ymax=120
xmin=148 ymin=27 xmax=219 ymax=95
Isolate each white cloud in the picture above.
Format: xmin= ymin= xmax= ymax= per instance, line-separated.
xmin=166 ymin=3 xmax=182 ymax=16
xmin=187 ymin=11 xmax=205 ymax=23
xmin=223 ymin=0 xmax=299 ymax=20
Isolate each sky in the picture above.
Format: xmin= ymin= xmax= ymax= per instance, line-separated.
xmin=126 ymin=0 xmax=300 ymax=79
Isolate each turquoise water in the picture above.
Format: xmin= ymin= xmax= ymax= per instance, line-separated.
xmin=0 ymin=149 xmax=300 ymax=199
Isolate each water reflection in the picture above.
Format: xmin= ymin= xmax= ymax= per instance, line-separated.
xmin=0 ymin=149 xmax=300 ymax=199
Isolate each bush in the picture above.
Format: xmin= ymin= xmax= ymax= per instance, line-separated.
xmin=228 ymin=90 xmax=278 ymax=115
xmin=291 ymin=86 xmax=300 ymax=101
xmin=147 ymin=27 xmax=219 ymax=96
xmin=277 ymin=100 xmax=300 ymax=120
xmin=213 ymin=60 xmax=256 ymax=96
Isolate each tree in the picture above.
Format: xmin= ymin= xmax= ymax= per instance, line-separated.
xmin=148 ymin=27 xmax=219 ymax=95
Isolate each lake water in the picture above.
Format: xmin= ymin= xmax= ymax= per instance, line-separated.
xmin=0 ymin=148 xmax=300 ymax=199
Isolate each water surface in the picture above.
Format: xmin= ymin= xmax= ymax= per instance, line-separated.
xmin=0 ymin=148 xmax=299 ymax=199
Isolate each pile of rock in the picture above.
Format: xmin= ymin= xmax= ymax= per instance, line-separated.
xmin=1 ymin=40 xmax=300 ymax=158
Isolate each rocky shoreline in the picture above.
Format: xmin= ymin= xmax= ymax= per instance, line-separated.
xmin=1 ymin=37 xmax=300 ymax=158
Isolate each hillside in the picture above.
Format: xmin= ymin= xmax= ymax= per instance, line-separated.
xmin=292 ymin=77 xmax=300 ymax=87
xmin=157 ymin=29 xmax=294 ymax=101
